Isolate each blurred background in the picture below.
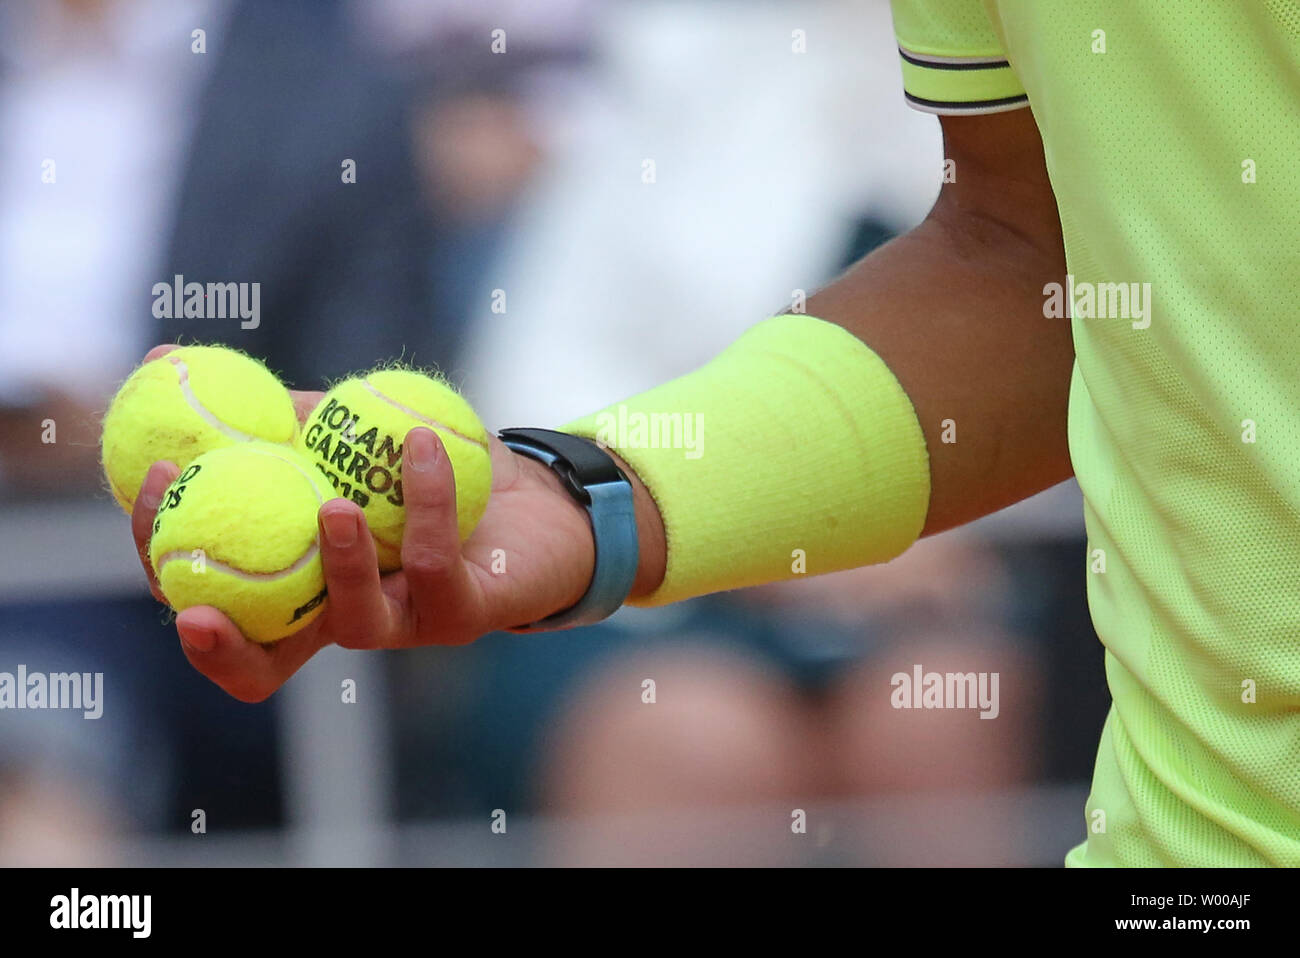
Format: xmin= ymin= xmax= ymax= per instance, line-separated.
xmin=0 ymin=0 xmax=1108 ymax=866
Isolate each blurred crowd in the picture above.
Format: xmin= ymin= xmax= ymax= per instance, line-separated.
xmin=0 ymin=0 xmax=1108 ymax=866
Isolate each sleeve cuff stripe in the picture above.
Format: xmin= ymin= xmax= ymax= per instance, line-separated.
xmin=909 ymin=92 xmax=1029 ymax=115
xmin=897 ymin=47 xmax=1027 ymax=113
xmin=903 ymin=92 xmax=1029 ymax=114
xmin=898 ymin=46 xmax=1010 ymax=70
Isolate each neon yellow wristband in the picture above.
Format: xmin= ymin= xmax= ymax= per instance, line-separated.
xmin=563 ymin=314 xmax=931 ymax=607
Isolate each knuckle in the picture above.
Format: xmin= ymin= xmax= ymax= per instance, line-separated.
xmin=402 ymin=543 xmax=457 ymax=581
xmin=406 ymin=480 xmax=454 ymax=516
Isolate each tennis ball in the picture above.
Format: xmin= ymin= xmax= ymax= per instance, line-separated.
xmin=149 ymin=442 xmax=331 ymax=644
xmin=102 ymin=345 xmax=298 ymax=514
xmin=296 ymin=369 xmax=491 ymax=571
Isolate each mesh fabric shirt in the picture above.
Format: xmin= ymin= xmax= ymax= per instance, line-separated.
xmin=890 ymin=0 xmax=1300 ymax=865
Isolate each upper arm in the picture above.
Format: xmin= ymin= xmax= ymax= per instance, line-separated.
xmin=933 ymin=110 xmax=1063 ymax=264
xmin=889 ymin=0 xmax=1062 ymax=257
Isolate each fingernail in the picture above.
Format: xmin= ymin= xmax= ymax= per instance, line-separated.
xmin=322 ymin=509 xmax=359 ymax=548
xmin=140 ymin=486 xmax=161 ymax=511
xmin=406 ymin=428 xmax=438 ymax=472
xmin=180 ymin=627 xmax=217 ymax=653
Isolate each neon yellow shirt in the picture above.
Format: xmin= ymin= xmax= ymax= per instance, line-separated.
xmin=891 ymin=0 xmax=1300 ymax=865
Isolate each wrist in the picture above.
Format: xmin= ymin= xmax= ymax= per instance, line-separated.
xmin=603 ymin=448 xmax=666 ymax=599
xmin=498 ymin=428 xmax=644 ymax=630
xmin=519 ymin=454 xmax=597 ymax=610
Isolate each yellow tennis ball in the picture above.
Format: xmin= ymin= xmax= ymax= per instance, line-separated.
xmin=102 ymin=345 xmax=298 ymax=513
xmin=296 ymin=369 xmax=491 ymax=571
xmin=149 ymin=442 xmax=331 ymax=644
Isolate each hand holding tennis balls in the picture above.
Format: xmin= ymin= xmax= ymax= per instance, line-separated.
xmin=128 ymin=344 xmax=665 ymax=702
xmin=122 ymin=351 xmax=492 ymax=646
xmin=134 ymin=425 xmax=621 ymax=700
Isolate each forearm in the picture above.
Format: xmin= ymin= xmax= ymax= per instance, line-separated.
xmin=610 ymin=210 xmax=1070 ymax=601
xmin=568 ymin=109 xmax=1069 ymax=605
xmin=805 ymin=198 xmax=1071 ymax=536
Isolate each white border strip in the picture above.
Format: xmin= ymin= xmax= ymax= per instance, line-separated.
xmin=898 ymin=46 xmax=1009 ymax=67
xmin=904 ymin=96 xmax=1030 ymax=117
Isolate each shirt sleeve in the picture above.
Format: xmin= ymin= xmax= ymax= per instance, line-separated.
xmin=889 ymin=0 xmax=1028 ymax=115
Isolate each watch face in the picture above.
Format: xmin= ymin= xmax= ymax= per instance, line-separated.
xmin=502 ymin=429 xmax=625 ymax=487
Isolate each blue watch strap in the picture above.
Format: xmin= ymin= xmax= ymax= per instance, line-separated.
xmin=498 ymin=428 xmax=640 ymax=631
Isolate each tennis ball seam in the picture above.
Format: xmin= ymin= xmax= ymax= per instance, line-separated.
xmin=170 ymin=354 xmax=271 ymax=443
xmin=154 ymin=546 xmax=321 ymax=582
xmin=360 ymin=378 xmax=489 ymax=451
xmin=153 ymin=445 xmax=327 ymax=579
